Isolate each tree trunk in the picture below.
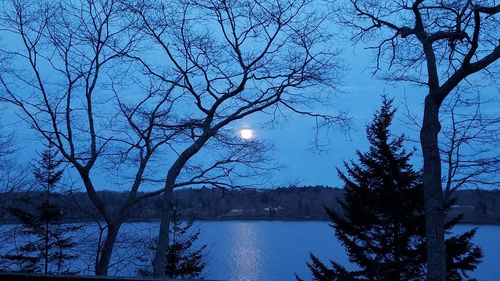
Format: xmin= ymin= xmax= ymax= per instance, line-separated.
xmin=420 ymin=94 xmax=446 ymax=281
xmin=152 ymin=183 xmax=174 ymax=277
xmin=152 ymin=137 xmax=209 ymax=277
xmin=44 ymin=217 xmax=49 ymax=274
xmin=44 ymin=188 xmax=50 ymax=274
xmin=95 ymin=222 xmax=121 ymax=276
xmin=76 ymin=171 xmax=122 ymax=276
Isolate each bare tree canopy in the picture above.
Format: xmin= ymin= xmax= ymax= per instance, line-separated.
xmin=0 ymin=0 xmax=156 ymax=274
xmin=440 ymin=92 xmax=499 ymax=194
xmin=403 ymin=90 xmax=500 ymax=193
xmin=0 ymin=0 xmax=347 ymax=276
xmin=339 ymin=0 xmax=499 ymax=87
xmin=124 ymin=0 xmax=347 ymax=276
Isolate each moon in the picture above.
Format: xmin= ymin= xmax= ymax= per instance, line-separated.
xmin=239 ymin=129 xmax=255 ymax=140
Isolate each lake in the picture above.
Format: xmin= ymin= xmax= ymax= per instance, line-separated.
xmin=2 ymin=221 xmax=499 ymax=280
xmin=193 ymin=221 xmax=499 ymax=281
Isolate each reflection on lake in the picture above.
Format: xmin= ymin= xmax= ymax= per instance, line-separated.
xmin=1 ymin=221 xmax=499 ymax=280
xmin=195 ymin=221 xmax=498 ymax=281
xmin=197 ymin=221 xmax=350 ymax=281
xmin=227 ymin=222 xmax=261 ymax=280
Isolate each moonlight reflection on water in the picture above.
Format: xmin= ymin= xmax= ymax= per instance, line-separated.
xmin=227 ymin=222 xmax=262 ymax=281
xmin=1 ymin=221 xmax=498 ymax=280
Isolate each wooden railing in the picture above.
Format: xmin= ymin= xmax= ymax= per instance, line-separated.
xmin=0 ymin=272 xmax=217 ymax=281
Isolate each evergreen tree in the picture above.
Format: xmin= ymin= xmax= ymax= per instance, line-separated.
xmin=138 ymin=209 xmax=207 ymax=278
xmin=302 ymin=97 xmax=482 ymax=281
xmin=165 ymin=211 xmax=207 ymax=278
xmin=4 ymin=142 xmax=79 ymax=274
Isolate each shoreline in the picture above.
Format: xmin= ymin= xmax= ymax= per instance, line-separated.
xmin=2 ymin=217 xmax=500 ymax=226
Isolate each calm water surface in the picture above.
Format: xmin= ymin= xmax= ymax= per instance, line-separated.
xmin=191 ymin=221 xmax=499 ymax=281
xmin=195 ymin=221 xmax=349 ymax=281
xmin=2 ymin=221 xmax=499 ymax=280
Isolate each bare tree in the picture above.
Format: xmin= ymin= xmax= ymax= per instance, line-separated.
xmin=0 ymin=110 xmax=29 ymax=217
xmin=338 ymin=1 xmax=499 ymax=280
xmin=440 ymin=92 xmax=500 ymax=196
xmin=124 ymin=0 xmax=347 ymax=276
xmin=403 ymin=90 xmax=500 ymax=194
xmin=0 ymin=112 xmax=30 ymax=271
xmin=0 ymin=0 xmax=298 ymax=276
xmin=0 ymin=0 xmax=168 ymax=275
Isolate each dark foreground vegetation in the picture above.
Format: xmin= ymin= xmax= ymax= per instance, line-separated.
xmin=0 ymin=272 xmax=201 ymax=281
xmin=1 ymin=187 xmax=499 ymax=224
xmin=300 ymin=97 xmax=483 ymax=281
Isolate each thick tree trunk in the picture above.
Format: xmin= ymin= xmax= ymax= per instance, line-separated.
xmin=420 ymin=95 xmax=446 ymax=281
xmin=152 ymin=183 xmax=175 ymax=277
xmin=95 ymin=222 xmax=122 ymax=276
xmin=152 ymin=137 xmax=209 ymax=277
xmin=77 ymin=172 xmax=122 ymax=276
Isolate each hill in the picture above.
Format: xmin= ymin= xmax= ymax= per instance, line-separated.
xmin=1 ymin=186 xmax=499 ymax=224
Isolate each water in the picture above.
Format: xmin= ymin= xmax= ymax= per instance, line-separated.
xmin=196 ymin=221 xmax=350 ymax=281
xmin=2 ymin=221 xmax=499 ymax=280
xmin=193 ymin=221 xmax=499 ymax=281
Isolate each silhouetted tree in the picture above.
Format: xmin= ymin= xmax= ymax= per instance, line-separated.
xmin=124 ymin=0 xmax=347 ymax=275
xmin=138 ymin=209 xmax=207 ymax=279
xmin=302 ymin=97 xmax=482 ymax=281
xmin=0 ymin=0 xmax=343 ymax=275
xmin=337 ymin=1 xmax=499 ymax=279
xmin=4 ymin=142 xmax=79 ymax=274
xmin=164 ymin=212 xmax=206 ymax=279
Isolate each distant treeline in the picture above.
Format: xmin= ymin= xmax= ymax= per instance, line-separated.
xmin=1 ymin=186 xmax=500 ymax=224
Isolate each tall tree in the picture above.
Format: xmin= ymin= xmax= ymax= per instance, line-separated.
xmin=0 ymin=0 xmax=147 ymax=274
xmin=302 ymin=97 xmax=482 ymax=281
xmin=0 ymin=0 xmax=212 ymax=275
xmin=5 ymin=142 xmax=79 ymax=274
xmin=338 ymin=1 xmax=499 ymax=279
xmin=164 ymin=212 xmax=206 ymax=279
xmin=35 ymin=142 xmax=65 ymax=274
xmin=138 ymin=209 xmax=207 ymax=279
xmin=125 ymin=0 xmax=347 ymax=276
xmin=0 ymin=0 xmax=345 ymax=275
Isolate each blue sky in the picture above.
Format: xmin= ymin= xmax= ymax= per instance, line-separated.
xmin=2 ymin=38 xmax=426 ymax=189
xmin=235 ymin=49 xmax=426 ymax=187
xmin=1 ymin=1 xmax=497 ymax=191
